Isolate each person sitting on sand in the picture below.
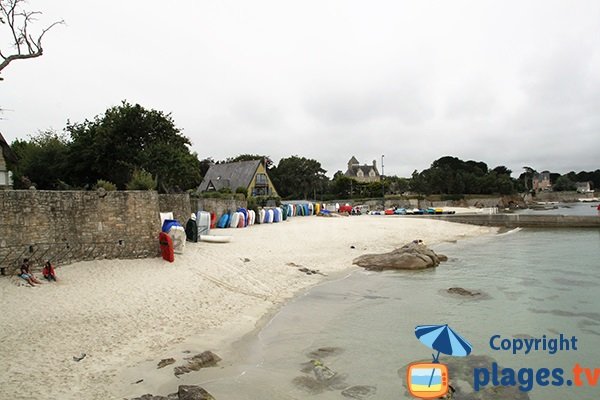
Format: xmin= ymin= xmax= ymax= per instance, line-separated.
xmin=20 ymin=258 xmax=42 ymax=286
xmin=42 ymin=261 xmax=57 ymax=282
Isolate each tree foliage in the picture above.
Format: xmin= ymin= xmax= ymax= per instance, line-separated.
xmin=224 ymin=154 xmax=274 ymax=169
xmin=565 ymin=170 xmax=600 ymax=190
xmin=409 ymin=156 xmax=517 ymax=196
xmin=10 ymin=101 xmax=202 ymax=192
xmin=9 ymin=130 xmax=69 ymax=189
xmin=66 ymin=101 xmax=201 ymax=191
xmin=126 ymin=169 xmax=157 ymax=191
xmin=270 ymin=156 xmax=328 ymax=199
xmin=552 ymin=175 xmax=577 ymax=191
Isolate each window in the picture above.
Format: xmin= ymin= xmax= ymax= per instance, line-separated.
xmin=256 ymin=173 xmax=267 ymax=185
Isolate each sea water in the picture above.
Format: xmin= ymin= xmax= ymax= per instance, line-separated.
xmin=195 ymin=210 xmax=600 ymax=399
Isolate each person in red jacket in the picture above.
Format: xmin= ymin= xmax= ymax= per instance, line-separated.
xmin=42 ymin=261 xmax=57 ymax=282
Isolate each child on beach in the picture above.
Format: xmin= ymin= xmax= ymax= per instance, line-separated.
xmin=42 ymin=261 xmax=57 ymax=282
xmin=20 ymin=258 xmax=42 ymax=286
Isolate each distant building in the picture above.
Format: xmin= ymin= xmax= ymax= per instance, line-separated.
xmin=344 ymin=156 xmax=381 ymax=183
xmin=532 ymin=171 xmax=552 ymax=192
xmin=197 ymin=159 xmax=278 ymax=197
xmin=576 ymin=181 xmax=594 ymax=193
xmin=0 ymin=132 xmax=17 ymax=190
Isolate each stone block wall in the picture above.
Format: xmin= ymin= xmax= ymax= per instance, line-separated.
xmin=158 ymin=193 xmax=192 ymax=225
xmin=0 ymin=191 xmax=248 ymax=274
xmin=0 ymin=190 xmax=162 ymax=274
xmin=191 ymin=198 xmax=247 ymax=218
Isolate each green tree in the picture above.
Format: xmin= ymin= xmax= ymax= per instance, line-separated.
xmin=386 ymin=175 xmax=410 ymax=194
xmin=225 ymin=154 xmax=274 ymax=169
xmin=330 ymin=174 xmax=353 ymax=198
xmin=553 ymin=175 xmax=577 ymax=191
xmin=270 ymin=156 xmax=328 ymax=199
xmin=199 ymin=157 xmax=214 ymax=177
xmin=409 ymin=156 xmax=518 ymax=195
xmin=126 ymin=169 xmax=157 ymax=190
xmin=520 ymin=166 xmax=537 ymax=193
xmin=9 ymin=130 xmax=70 ymax=189
xmin=66 ymin=101 xmax=202 ymax=191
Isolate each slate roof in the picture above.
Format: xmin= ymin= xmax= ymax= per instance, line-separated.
xmin=0 ymin=132 xmax=18 ymax=164
xmin=345 ymin=164 xmax=379 ymax=177
xmin=198 ymin=160 xmax=262 ymax=192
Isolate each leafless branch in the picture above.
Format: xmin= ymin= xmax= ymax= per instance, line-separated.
xmin=0 ymin=0 xmax=64 ymax=78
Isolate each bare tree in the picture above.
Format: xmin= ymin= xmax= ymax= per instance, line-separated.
xmin=0 ymin=0 xmax=64 ymax=80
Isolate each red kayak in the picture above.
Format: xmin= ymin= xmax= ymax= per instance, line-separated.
xmin=159 ymin=232 xmax=174 ymax=262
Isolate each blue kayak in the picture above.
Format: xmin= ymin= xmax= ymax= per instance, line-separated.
xmin=217 ymin=213 xmax=230 ymax=229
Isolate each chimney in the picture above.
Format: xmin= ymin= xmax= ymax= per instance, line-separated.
xmin=373 ymin=160 xmax=377 ymax=168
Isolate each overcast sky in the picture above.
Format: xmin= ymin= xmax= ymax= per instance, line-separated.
xmin=2 ymin=0 xmax=599 ymax=178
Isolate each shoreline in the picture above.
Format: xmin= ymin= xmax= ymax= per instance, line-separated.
xmin=0 ymin=215 xmax=497 ymax=399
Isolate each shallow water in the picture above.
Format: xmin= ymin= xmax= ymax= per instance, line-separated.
xmin=196 ymin=226 xmax=600 ymax=399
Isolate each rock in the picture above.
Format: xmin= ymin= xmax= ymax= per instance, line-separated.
xmin=307 ymin=347 xmax=344 ymax=359
xmin=341 ymin=385 xmax=377 ymax=399
xmin=187 ymin=351 xmax=221 ymax=368
xmin=447 ymin=287 xmax=481 ymax=297
xmin=174 ymin=351 xmax=221 ymax=376
xmin=130 ymin=395 xmax=168 ymax=400
xmin=157 ymin=358 xmax=176 ymax=369
xmin=353 ymin=241 xmax=447 ymax=271
xmin=174 ymin=365 xmax=191 ymax=377
xmin=178 ymin=385 xmax=215 ymax=400
xmin=311 ymin=359 xmax=336 ymax=382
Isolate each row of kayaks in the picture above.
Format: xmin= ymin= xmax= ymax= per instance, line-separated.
xmin=215 ymin=203 xmax=320 ymax=229
xmin=370 ymin=208 xmax=457 ymax=215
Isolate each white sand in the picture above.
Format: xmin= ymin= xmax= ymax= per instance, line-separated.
xmin=0 ymin=215 xmax=496 ymax=399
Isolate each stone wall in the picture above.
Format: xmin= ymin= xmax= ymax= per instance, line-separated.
xmin=191 ymin=198 xmax=247 ymax=218
xmin=0 ymin=190 xmax=163 ymax=274
xmin=0 ymin=192 xmax=247 ymax=274
xmin=158 ymin=193 xmax=192 ymax=225
xmin=526 ymin=191 xmax=596 ymax=203
xmin=423 ymin=213 xmax=600 ymax=228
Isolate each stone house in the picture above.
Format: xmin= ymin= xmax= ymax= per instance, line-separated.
xmin=0 ymin=132 xmax=17 ymax=189
xmin=576 ymin=181 xmax=593 ymax=193
xmin=532 ymin=171 xmax=552 ymax=192
xmin=198 ymin=159 xmax=279 ymax=197
xmin=344 ymin=156 xmax=381 ymax=183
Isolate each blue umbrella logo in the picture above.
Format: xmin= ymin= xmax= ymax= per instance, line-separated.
xmin=414 ymin=324 xmax=472 ymax=388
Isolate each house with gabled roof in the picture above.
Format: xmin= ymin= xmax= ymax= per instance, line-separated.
xmin=576 ymin=181 xmax=593 ymax=193
xmin=532 ymin=171 xmax=552 ymax=192
xmin=344 ymin=156 xmax=380 ymax=183
xmin=198 ymin=159 xmax=278 ymax=197
xmin=0 ymin=132 xmax=17 ymax=189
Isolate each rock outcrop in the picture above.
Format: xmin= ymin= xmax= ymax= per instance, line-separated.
xmin=174 ymin=351 xmax=221 ymax=377
xmin=353 ymin=241 xmax=447 ymax=271
xmin=130 ymin=385 xmax=215 ymax=400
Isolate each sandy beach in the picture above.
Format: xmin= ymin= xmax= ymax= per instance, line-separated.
xmin=0 ymin=215 xmax=496 ymax=399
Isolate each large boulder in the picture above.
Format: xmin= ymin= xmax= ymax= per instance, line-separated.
xmin=352 ymin=241 xmax=447 ymax=271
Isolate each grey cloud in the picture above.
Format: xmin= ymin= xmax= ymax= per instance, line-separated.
xmin=304 ymin=83 xmax=434 ymax=126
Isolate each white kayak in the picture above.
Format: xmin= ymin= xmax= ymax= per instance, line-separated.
xmin=199 ymin=235 xmax=232 ymax=243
